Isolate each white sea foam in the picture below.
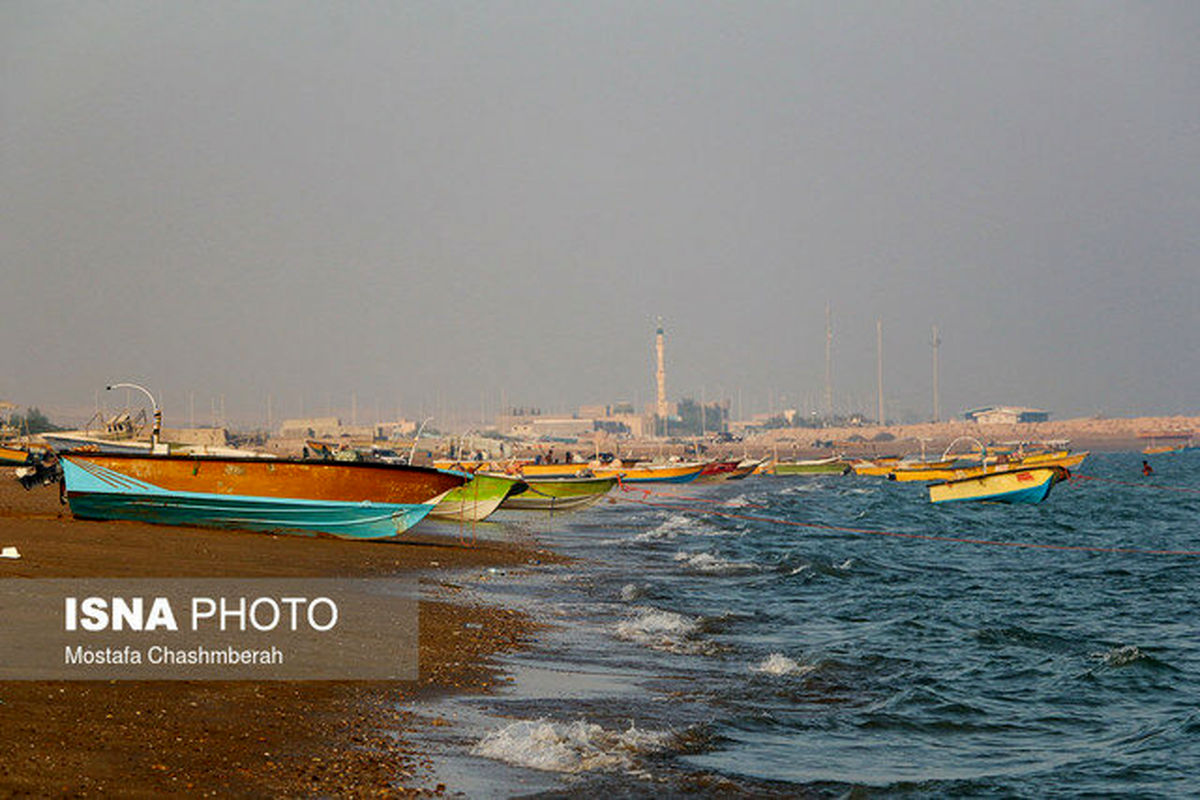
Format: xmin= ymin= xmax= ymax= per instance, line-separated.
xmin=619 ymin=583 xmax=643 ymax=602
xmin=614 ymin=606 xmax=713 ymax=654
xmin=673 ymin=550 xmax=757 ymax=574
xmin=722 ymin=495 xmax=751 ymax=508
xmin=472 ymin=718 xmax=669 ymax=773
xmin=835 ymin=558 xmax=854 ymax=571
xmin=631 ymin=513 xmax=734 ymax=542
xmin=751 ymin=653 xmax=816 ymax=676
xmin=788 ymin=564 xmax=812 ymax=576
xmin=633 ymin=514 xmax=703 ymax=541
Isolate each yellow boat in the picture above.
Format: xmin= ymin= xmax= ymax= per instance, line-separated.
xmin=892 ymin=450 xmax=1088 ymax=482
xmin=849 ymin=457 xmax=902 ymax=477
xmin=0 ymin=443 xmax=32 ymax=465
xmin=929 ymin=465 xmax=1070 ymax=504
xmin=590 ymin=461 xmax=706 ymax=484
xmin=436 ymin=458 xmax=705 ymax=484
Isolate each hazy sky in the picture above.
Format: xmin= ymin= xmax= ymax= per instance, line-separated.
xmin=4 ymin=1 xmax=1198 ymax=426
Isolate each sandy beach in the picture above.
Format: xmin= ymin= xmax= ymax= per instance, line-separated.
xmin=0 ymin=472 xmax=557 ymax=797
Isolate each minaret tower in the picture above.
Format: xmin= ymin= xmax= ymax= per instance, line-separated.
xmin=655 ymin=318 xmax=668 ymax=422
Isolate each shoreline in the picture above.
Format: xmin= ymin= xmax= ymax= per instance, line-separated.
xmin=0 ymin=474 xmax=559 ymax=796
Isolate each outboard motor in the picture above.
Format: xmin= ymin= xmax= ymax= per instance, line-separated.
xmin=15 ymin=454 xmax=61 ymax=490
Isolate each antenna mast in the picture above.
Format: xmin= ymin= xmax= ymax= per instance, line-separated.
xmin=931 ymin=324 xmax=941 ymax=422
xmin=876 ymin=318 xmax=885 ymax=425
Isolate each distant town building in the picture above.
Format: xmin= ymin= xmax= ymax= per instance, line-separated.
xmin=278 ymin=417 xmax=416 ymax=440
xmin=494 ymin=403 xmax=653 ymax=440
xmin=963 ymin=406 xmax=1051 ymax=425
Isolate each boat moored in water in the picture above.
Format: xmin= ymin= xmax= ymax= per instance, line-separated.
xmin=497 ymin=474 xmax=618 ymax=511
xmin=768 ymin=457 xmax=851 ymax=476
xmin=928 ymin=465 xmax=1070 ymax=504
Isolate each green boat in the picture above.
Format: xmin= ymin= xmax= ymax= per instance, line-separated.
xmin=769 ymin=457 xmax=850 ymax=476
xmin=498 ymin=474 xmax=617 ymax=511
xmin=429 ymin=472 xmax=527 ymax=522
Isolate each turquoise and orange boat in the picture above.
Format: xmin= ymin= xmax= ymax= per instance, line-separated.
xmin=59 ymin=452 xmax=465 ymax=539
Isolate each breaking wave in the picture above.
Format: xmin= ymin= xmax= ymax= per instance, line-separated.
xmin=472 ymin=718 xmax=670 ymax=773
xmin=751 ymin=653 xmax=816 ymax=677
xmin=673 ymin=550 xmax=758 ymax=574
xmin=614 ymin=606 xmax=716 ymax=655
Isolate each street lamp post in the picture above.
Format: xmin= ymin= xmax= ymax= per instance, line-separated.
xmin=107 ymin=382 xmax=162 ymax=452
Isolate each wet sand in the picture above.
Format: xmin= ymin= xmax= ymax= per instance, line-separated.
xmin=0 ymin=473 xmax=557 ymax=797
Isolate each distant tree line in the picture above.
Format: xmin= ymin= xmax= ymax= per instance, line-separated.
xmin=4 ymin=407 xmax=63 ymax=434
xmin=657 ymin=398 xmax=730 ymax=437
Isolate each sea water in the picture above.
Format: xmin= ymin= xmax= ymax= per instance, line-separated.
xmin=412 ymin=451 xmax=1200 ymax=797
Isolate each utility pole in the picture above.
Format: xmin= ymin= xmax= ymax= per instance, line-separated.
xmin=931 ymin=324 xmax=941 ymax=422
xmin=876 ymin=318 xmax=885 ymax=425
xmin=657 ymin=319 xmax=667 ymax=429
xmin=824 ymin=301 xmax=833 ymax=419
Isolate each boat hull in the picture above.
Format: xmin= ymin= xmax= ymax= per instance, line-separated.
xmin=770 ymin=459 xmax=850 ymax=475
xmin=929 ymin=466 xmax=1068 ymax=504
xmin=725 ymin=460 xmax=762 ymax=480
xmin=894 ymin=452 xmax=1087 ymax=483
xmin=428 ymin=473 xmax=526 ymax=522
xmin=59 ymin=454 xmax=464 ymax=539
xmin=499 ymin=475 xmax=617 ymax=511
xmin=0 ymin=444 xmax=32 ymax=465
xmin=694 ymin=461 xmax=741 ymax=483
xmin=42 ymin=433 xmax=158 ymax=454
xmin=849 ymin=458 xmax=902 ymax=477
xmin=592 ymin=463 xmax=705 ymax=483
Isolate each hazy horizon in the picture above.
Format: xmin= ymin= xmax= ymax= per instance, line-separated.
xmin=4 ymin=2 xmax=1198 ymax=428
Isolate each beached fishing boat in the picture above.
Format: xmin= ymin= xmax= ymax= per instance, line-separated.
xmin=498 ymin=474 xmax=617 ymax=511
xmin=58 ymin=453 xmax=465 ymax=539
xmin=42 ymin=431 xmax=164 ymax=454
xmin=725 ymin=458 xmax=763 ymax=480
xmin=929 ymin=465 xmax=1070 ymax=504
xmin=428 ymin=472 xmax=527 ymax=522
xmin=0 ymin=443 xmax=33 ymax=465
xmin=694 ymin=460 xmax=741 ymax=483
xmin=591 ymin=461 xmax=705 ymax=484
xmin=769 ymin=457 xmax=850 ymax=476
